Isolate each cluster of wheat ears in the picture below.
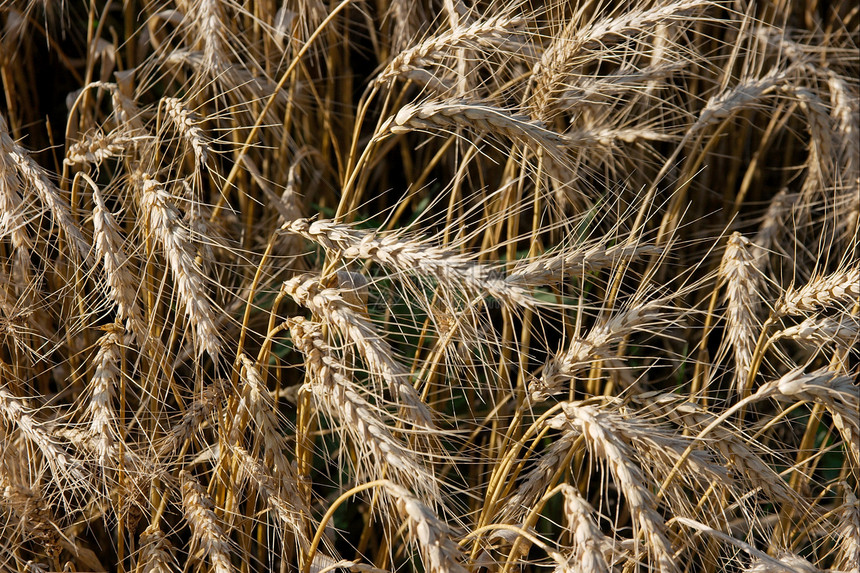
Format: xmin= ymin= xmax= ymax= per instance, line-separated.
xmin=0 ymin=0 xmax=857 ymax=571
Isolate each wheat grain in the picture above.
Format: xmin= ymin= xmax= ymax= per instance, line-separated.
xmin=537 ymin=299 xmax=670 ymax=400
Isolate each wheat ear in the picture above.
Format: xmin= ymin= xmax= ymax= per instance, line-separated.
xmin=557 ymin=484 xmax=611 ymax=573
xmin=776 ymin=267 xmax=859 ymax=317
xmin=385 ymin=99 xmax=567 ymax=162
xmin=0 ymin=387 xmax=88 ymax=502
xmin=282 ymin=218 xmax=534 ymax=307
xmin=283 ymin=274 xmax=435 ymax=426
xmin=835 ymin=486 xmax=860 ymax=573
xmin=384 ymin=481 xmax=468 ymax=573
xmin=756 ymin=367 xmax=859 ymax=466
xmin=64 ymin=130 xmax=132 ymax=167
xmin=139 ymin=525 xmax=175 ymax=573
xmin=231 ymin=445 xmax=311 ymax=552
xmin=86 ymin=324 xmax=123 ymax=466
xmin=720 ymin=233 xmax=764 ymax=396
xmin=536 ymin=299 xmax=669 ymax=400
xmin=161 ymin=97 xmax=210 ymax=171
xmin=91 ymin=179 xmax=143 ymax=336
xmin=376 ymin=14 xmax=530 ymax=92
xmin=180 ymin=470 xmax=234 ymax=573
xmin=140 ymin=174 xmax=221 ymax=358
xmin=0 ymin=113 xmax=91 ymax=262
xmin=289 ymin=317 xmax=439 ymax=502
xmin=547 ymin=403 xmax=678 ymax=573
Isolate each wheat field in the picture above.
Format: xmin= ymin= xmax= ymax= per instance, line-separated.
xmin=0 ymin=0 xmax=857 ymax=572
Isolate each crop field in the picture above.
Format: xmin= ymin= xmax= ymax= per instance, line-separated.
xmin=0 ymin=0 xmax=857 ymax=572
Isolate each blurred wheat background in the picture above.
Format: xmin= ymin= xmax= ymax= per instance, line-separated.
xmin=0 ymin=0 xmax=857 ymax=571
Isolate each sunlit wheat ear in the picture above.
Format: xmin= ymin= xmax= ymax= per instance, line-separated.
xmin=500 ymin=431 xmax=579 ymax=525
xmin=376 ymin=13 xmax=531 ymax=93
xmin=529 ymin=0 xmax=713 ymax=120
xmin=694 ymin=65 xmax=797 ymax=133
xmin=234 ymin=356 xmax=305 ymax=501
xmin=827 ymin=72 xmax=860 ymax=241
xmin=556 ymin=484 xmax=611 ymax=573
xmin=535 ymin=299 xmax=671 ymax=401
xmin=382 ymin=99 xmax=571 ymax=177
xmin=0 ymin=113 xmax=91 ymax=263
xmin=508 ymin=242 xmax=662 ymax=288
xmin=231 ymin=445 xmax=311 ymax=553
xmin=138 ymin=526 xmax=175 ymax=573
xmin=719 ymin=232 xmax=764 ymax=397
xmin=1 ymin=479 xmax=63 ymax=562
xmin=0 ymin=388 xmax=89 ymax=507
xmin=64 ymin=130 xmax=132 ymax=168
xmin=646 ymin=395 xmax=800 ymax=505
xmin=158 ymin=381 xmax=227 ymax=457
xmin=180 ymin=471 xmax=234 ymax=573
xmin=835 ymin=486 xmax=860 ymax=572
xmin=282 ymin=218 xmax=534 ymax=308
xmin=85 ymin=324 xmax=123 ymax=467
xmin=161 ymin=97 xmax=210 ymax=173
xmin=0 ymin=146 xmax=32 ymax=289
xmin=752 ymin=189 xmax=794 ymax=269
xmin=283 ymin=274 xmax=435 ymax=427
xmin=754 ymin=368 xmax=860 ymax=468
xmin=91 ymin=181 xmax=144 ymax=337
xmin=384 ymin=481 xmax=468 ymax=573
xmin=139 ymin=174 xmax=221 ymax=359
xmin=776 ymin=315 xmax=859 ymax=350
xmin=775 ymin=267 xmax=860 ymax=317
xmin=546 ymin=404 xmax=678 ymax=573
xmin=743 ymin=552 xmax=818 ymax=573
xmin=288 ymin=317 xmax=440 ymax=503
